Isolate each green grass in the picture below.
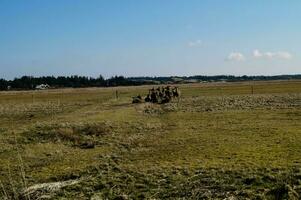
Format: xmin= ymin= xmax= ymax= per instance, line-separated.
xmin=0 ymin=80 xmax=301 ymax=199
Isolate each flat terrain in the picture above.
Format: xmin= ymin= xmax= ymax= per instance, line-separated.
xmin=0 ymin=80 xmax=301 ymax=199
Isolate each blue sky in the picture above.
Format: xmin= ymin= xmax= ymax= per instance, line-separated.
xmin=0 ymin=0 xmax=300 ymax=79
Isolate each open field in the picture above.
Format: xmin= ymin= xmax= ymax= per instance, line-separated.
xmin=0 ymin=80 xmax=301 ymax=199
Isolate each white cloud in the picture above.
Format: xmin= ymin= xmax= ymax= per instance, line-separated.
xmin=253 ymin=49 xmax=292 ymax=60
xmin=188 ymin=40 xmax=202 ymax=47
xmin=226 ymin=52 xmax=245 ymax=61
xmin=253 ymin=49 xmax=261 ymax=58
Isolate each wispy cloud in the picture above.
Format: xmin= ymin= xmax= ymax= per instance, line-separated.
xmin=253 ymin=49 xmax=292 ymax=60
xmin=226 ymin=52 xmax=245 ymax=61
xmin=188 ymin=39 xmax=202 ymax=47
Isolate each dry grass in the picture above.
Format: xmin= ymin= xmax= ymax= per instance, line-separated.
xmin=0 ymin=80 xmax=301 ymax=199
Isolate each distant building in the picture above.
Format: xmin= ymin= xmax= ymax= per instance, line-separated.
xmin=35 ymin=84 xmax=50 ymax=90
xmin=183 ymin=79 xmax=199 ymax=83
xmin=7 ymin=86 xmax=11 ymax=90
xmin=171 ymin=77 xmax=183 ymax=83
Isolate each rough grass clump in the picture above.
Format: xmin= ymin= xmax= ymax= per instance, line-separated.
xmin=135 ymin=102 xmax=179 ymax=116
xmin=22 ymin=122 xmax=113 ymax=148
xmin=21 ymin=178 xmax=82 ymax=200
xmin=139 ymin=103 xmax=164 ymax=115
xmin=45 ymin=166 xmax=301 ymax=199
xmin=0 ymin=102 xmax=65 ymax=119
xmin=163 ymin=168 xmax=301 ymax=199
xmin=180 ymin=93 xmax=301 ymax=112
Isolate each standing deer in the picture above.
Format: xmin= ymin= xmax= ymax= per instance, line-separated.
xmin=172 ymin=87 xmax=181 ymax=102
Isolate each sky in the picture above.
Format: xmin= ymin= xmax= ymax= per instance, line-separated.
xmin=0 ymin=0 xmax=300 ymax=79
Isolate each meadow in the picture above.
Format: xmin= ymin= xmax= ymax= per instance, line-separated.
xmin=0 ymin=80 xmax=301 ymax=199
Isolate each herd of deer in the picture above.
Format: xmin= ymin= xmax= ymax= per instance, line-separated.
xmin=132 ymin=86 xmax=181 ymax=104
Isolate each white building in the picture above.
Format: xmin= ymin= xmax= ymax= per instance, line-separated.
xmin=35 ymin=84 xmax=50 ymax=90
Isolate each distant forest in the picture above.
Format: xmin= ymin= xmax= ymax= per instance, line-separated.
xmin=0 ymin=74 xmax=300 ymax=90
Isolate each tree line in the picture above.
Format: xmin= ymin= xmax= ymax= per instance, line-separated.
xmin=0 ymin=74 xmax=300 ymax=91
xmin=0 ymin=75 xmax=142 ymax=90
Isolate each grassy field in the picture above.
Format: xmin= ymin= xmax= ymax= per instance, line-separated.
xmin=0 ymin=80 xmax=301 ymax=199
